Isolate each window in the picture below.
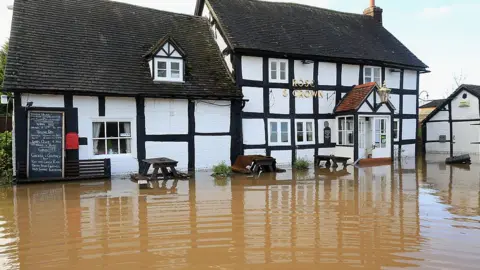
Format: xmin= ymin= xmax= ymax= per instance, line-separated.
xmin=393 ymin=119 xmax=399 ymax=140
xmin=375 ymin=118 xmax=387 ymax=148
xmin=156 ymin=59 xmax=184 ymax=82
xmin=337 ymin=116 xmax=354 ymax=146
xmin=296 ymin=120 xmax=314 ymax=144
xmin=93 ymin=121 xmax=132 ymax=155
xmin=359 ymin=119 xmax=366 ymax=149
xmin=364 ymin=66 xmax=381 ymax=85
xmin=269 ymin=120 xmax=290 ymax=145
xmin=269 ymin=59 xmax=288 ymax=83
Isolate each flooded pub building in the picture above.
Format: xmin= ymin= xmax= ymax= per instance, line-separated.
xmin=4 ymin=0 xmax=428 ymax=182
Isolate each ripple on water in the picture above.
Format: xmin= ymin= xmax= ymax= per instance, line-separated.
xmin=0 ymin=156 xmax=479 ymax=269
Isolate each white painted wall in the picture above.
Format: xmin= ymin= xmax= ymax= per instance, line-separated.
xmin=195 ymin=135 xmax=231 ymax=168
xmin=341 ymin=64 xmax=359 ymax=86
xmin=430 ymin=111 xmax=448 ymax=121
xmin=294 ymin=60 xmax=314 ymax=81
xmin=318 ymin=62 xmax=337 ymax=86
xmin=318 ymin=119 xmax=336 ymax=144
xmin=453 ymin=122 xmax=480 ymax=154
xmin=402 ymin=95 xmax=417 ymax=115
xmin=242 ymin=87 xmax=263 ymax=113
xmin=243 ymin=119 xmax=265 ymax=145
xmin=270 ymin=150 xmax=292 ymax=165
xmin=367 ymin=92 xmax=374 ymax=105
xmin=385 ymin=69 xmax=401 ymax=89
xmin=295 ymin=95 xmax=313 ymax=114
xmin=389 ymin=94 xmax=400 ymax=114
xmin=242 ymin=56 xmax=263 ymax=81
xmin=425 ymin=142 xmax=450 ymax=153
xmin=318 ymin=148 xmax=335 ymax=156
xmin=359 ymin=103 xmax=372 ymax=113
xmin=21 ymin=94 xmax=64 ymax=107
xmin=451 ymin=90 xmax=480 ymax=120
xmin=145 ymin=142 xmax=188 ymax=170
xmin=426 ymin=122 xmax=449 ymax=141
xmin=377 ymin=104 xmax=391 ymax=113
xmin=145 ymin=98 xmax=188 ymax=135
xmin=101 ymin=97 xmax=138 ymax=175
xmin=296 ymin=149 xmax=314 ymax=163
xmin=73 ymin=96 xmax=99 ymax=160
xmin=318 ymin=91 xmax=336 ymax=114
xmin=195 ymin=100 xmax=230 ymax=133
xmin=269 ymin=88 xmax=289 ymax=114
xmin=402 ymin=144 xmax=416 ymax=157
xmin=335 ymin=147 xmax=354 ymax=160
xmin=244 ymin=149 xmax=266 ymax=156
xmin=402 ymin=119 xmax=417 ymax=140
xmin=403 ymin=70 xmax=418 ymax=90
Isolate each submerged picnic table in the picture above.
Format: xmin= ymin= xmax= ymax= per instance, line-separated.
xmin=141 ymin=157 xmax=179 ymax=180
xmin=314 ymin=155 xmax=350 ymax=168
xmin=232 ymin=155 xmax=285 ymax=174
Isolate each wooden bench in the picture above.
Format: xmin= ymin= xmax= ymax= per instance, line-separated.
xmin=314 ymin=155 xmax=350 ymax=168
xmin=141 ymin=157 xmax=179 ymax=181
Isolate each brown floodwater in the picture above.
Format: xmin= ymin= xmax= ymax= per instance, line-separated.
xmin=0 ymin=154 xmax=480 ymax=269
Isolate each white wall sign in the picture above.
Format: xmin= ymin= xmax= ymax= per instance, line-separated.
xmin=0 ymin=95 xmax=8 ymax=104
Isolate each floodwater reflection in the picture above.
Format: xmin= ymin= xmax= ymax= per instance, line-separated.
xmin=0 ymin=155 xmax=479 ymax=269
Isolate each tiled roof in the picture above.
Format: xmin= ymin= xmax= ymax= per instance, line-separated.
xmin=335 ymin=82 xmax=376 ymax=113
xmin=463 ymin=84 xmax=480 ymax=96
xmin=419 ymin=99 xmax=446 ymax=109
xmin=203 ymin=0 xmax=428 ymax=69
xmin=5 ymin=0 xmax=241 ymax=99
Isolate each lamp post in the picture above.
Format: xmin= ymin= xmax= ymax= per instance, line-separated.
xmin=377 ymin=81 xmax=391 ymax=103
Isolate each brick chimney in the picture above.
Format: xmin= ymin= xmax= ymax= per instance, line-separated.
xmin=363 ymin=0 xmax=383 ymax=24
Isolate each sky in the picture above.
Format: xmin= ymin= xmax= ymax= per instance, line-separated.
xmin=0 ymin=0 xmax=478 ymax=100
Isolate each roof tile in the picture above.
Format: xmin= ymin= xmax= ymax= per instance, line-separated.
xmin=5 ymin=0 xmax=241 ymax=99
xmin=335 ymin=82 xmax=376 ymax=113
xmin=207 ymin=0 xmax=427 ymax=69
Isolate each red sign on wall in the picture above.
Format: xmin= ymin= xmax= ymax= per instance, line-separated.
xmin=65 ymin=132 xmax=79 ymax=150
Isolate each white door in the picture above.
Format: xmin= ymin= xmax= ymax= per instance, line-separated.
xmin=358 ymin=118 xmax=367 ymax=158
xmin=372 ymin=117 xmax=391 ymax=158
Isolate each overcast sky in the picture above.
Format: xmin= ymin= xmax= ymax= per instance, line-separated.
xmin=0 ymin=0 xmax=478 ymax=99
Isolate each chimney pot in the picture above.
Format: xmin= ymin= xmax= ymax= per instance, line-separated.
xmin=370 ymin=0 xmax=375 ymax=7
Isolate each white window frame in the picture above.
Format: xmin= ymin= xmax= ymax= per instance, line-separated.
xmin=295 ymin=120 xmax=315 ymax=145
xmin=269 ymin=58 xmax=289 ymax=83
xmin=155 ymin=58 xmax=184 ymax=82
xmin=364 ymin=66 xmax=382 ymax=85
xmin=268 ymin=119 xmax=291 ymax=146
xmin=359 ymin=118 xmax=366 ymax=149
xmin=337 ymin=116 xmax=354 ymax=146
xmin=393 ymin=119 xmax=399 ymax=141
xmin=92 ymin=120 xmax=133 ymax=156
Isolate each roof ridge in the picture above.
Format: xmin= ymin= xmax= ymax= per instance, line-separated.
xmin=233 ymin=0 xmax=368 ymax=18
xmin=103 ymin=0 xmax=205 ymax=21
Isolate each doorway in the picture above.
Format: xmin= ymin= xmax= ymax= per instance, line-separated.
xmin=358 ymin=116 xmax=391 ymax=159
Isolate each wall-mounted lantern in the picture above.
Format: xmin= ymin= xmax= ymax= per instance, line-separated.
xmin=378 ymin=81 xmax=391 ymax=103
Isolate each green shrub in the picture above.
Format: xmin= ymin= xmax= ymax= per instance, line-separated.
xmin=0 ymin=131 xmax=12 ymax=184
xmin=293 ymin=158 xmax=309 ymax=170
xmin=212 ymin=161 xmax=232 ymax=177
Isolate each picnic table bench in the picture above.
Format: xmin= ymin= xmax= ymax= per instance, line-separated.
xmin=141 ymin=157 xmax=179 ymax=181
xmin=314 ymin=155 xmax=350 ymax=168
xmin=232 ymin=155 xmax=285 ymax=174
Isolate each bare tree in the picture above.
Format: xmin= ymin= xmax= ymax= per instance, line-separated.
xmin=443 ymin=70 xmax=467 ymax=98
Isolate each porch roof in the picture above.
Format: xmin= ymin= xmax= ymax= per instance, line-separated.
xmin=335 ymin=82 xmax=377 ymax=113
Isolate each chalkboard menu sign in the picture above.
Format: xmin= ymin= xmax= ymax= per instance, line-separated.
xmin=27 ymin=111 xmax=65 ymax=178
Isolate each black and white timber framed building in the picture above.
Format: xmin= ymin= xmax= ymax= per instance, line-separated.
xmin=4 ymin=0 xmax=429 ymax=179
xmin=195 ymin=0 xmax=429 ymax=165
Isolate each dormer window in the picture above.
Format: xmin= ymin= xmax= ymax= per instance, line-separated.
xmin=156 ymin=59 xmax=183 ymax=81
xmin=144 ymin=35 xmax=186 ymax=83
